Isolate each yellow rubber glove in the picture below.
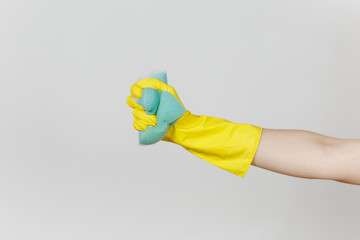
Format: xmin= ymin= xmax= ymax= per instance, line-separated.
xmin=127 ymin=78 xmax=263 ymax=177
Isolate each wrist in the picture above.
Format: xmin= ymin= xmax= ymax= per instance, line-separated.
xmin=162 ymin=110 xmax=196 ymax=142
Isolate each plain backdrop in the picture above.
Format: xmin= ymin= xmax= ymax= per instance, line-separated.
xmin=0 ymin=0 xmax=359 ymax=239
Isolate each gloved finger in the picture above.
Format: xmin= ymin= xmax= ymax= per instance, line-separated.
xmin=132 ymin=108 xmax=157 ymax=124
xmin=130 ymin=78 xmax=168 ymax=98
xmin=126 ymin=96 xmax=144 ymax=110
xmin=133 ymin=118 xmax=156 ymax=131
xmin=132 ymin=109 xmax=157 ymax=131
xmin=130 ymin=78 xmax=183 ymax=105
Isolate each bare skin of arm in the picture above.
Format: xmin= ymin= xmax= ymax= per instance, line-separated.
xmin=252 ymin=128 xmax=360 ymax=185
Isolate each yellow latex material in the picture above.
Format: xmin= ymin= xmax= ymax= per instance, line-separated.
xmin=162 ymin=111 xmax=262 ymax=177
xmin=127 ymin=78 xmax=263 ymax=177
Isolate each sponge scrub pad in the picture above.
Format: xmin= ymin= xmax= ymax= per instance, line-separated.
xmin=136 ymin=72 xmax=186 ymax=144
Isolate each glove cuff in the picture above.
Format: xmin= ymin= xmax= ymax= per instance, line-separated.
xmin=163 ymin=111 xmax=263 ymax=177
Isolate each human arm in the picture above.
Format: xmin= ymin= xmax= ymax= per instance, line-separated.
xmin=252 ymin=128 xmax=360 ymax=185
xmin=127 ymin=74 xmax=360 ymax=185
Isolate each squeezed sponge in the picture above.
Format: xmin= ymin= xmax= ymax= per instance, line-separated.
xmin=136 ymin=72 xmax=186 ymax=144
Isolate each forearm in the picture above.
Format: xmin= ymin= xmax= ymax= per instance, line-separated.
xmin=252 ymin=128 xmax=360 ymax=185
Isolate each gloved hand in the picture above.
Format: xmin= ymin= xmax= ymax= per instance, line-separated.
xmin=126 ymin=72 xmax=186 ymax=145
xmin=126 ymin=73 xmax=263 ymax=177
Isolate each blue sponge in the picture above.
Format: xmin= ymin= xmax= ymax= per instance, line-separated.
xmin=136 ymin=72 xmax=186 ymax=144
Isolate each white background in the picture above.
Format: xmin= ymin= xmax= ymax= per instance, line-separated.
xmin=0 ymin=0 xmax=359 ymax=239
